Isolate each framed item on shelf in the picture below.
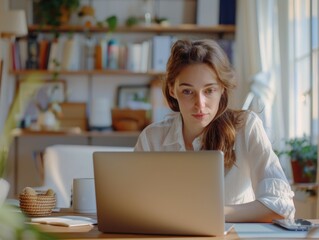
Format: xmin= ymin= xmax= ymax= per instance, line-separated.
xmin=117 ymin=84 xmax=151 ymax=109
xmin=17 ymin=79 xmax=67 ymax=120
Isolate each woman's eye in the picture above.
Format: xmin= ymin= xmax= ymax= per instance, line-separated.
xmin=205 ymin=88 xmax=216 ymax=94
xmin=182 ymin=89 xmax=193 ymax=95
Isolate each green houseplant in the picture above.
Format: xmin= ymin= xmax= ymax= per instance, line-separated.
xmin=279 ymin=136 xmax=318 ymax=183
xmin=0 ymin=74 xmax=57 ymax=239
xmin=36 ymin=0 xmax=80 ymax=26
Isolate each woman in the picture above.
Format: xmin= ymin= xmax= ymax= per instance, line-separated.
xmin=134 ymin=39 xmax=295 ymax=222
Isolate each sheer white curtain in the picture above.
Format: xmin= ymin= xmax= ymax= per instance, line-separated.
xmin=0 ymin=38 xmax=15 ymax=144
xmin=234 ymin=0 xmax=291 ymax=178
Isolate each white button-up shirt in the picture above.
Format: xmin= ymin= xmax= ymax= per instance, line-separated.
xmin=134 ymin=111 xmax=295 ymax=219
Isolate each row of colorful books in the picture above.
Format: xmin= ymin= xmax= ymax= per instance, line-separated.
xmin=11 ymin=34 xmax=234 ymax=72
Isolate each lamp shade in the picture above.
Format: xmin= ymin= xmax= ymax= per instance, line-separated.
xmin=0 ymin=10 xmax=28 ymax=36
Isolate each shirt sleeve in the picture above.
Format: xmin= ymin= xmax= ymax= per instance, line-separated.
xmin=245 ymin=112 xmax=295 ymax=219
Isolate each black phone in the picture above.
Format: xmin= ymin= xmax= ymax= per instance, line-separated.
xmin=272 ymin=219 xmax=314 ymax=231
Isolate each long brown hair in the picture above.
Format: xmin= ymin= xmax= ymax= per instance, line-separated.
xmin=164 ymin=39 xmax=244 ymax=169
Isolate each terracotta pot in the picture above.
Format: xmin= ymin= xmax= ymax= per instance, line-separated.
xmin=291 ymin=160 xmax=317 ymax=183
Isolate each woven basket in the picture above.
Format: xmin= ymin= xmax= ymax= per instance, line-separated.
xmin=19 ymin=193 xmax=56 ymax=217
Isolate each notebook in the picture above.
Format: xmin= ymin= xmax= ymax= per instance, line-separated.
xmin=93 ymin=151 xmax=230 ymax=236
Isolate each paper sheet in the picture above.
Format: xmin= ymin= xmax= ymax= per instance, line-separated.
xmin=31 ymin=215 xmax=97 ymax=227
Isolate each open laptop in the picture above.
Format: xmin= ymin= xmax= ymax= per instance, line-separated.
xmin=93 ymin=151 xmax=232 ymax=236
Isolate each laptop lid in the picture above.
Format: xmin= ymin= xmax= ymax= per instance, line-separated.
xmin=93 ymin=151 xmax=225 ymax=236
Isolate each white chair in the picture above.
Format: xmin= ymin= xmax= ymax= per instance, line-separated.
xmin=35 ymin=144 xmax=133 ymax=209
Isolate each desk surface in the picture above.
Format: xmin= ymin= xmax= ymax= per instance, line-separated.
xmin=35 ymin=224 xmax=238 ymax=240
xmin=31 ymin=213 xmax=319 ymax=240
xmin=32 ymin=212 xmax=235 ymax=239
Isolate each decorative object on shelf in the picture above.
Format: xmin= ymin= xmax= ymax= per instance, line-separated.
xmin=96 ymin=15 xmax=118 ymax=32
xmin=36 ymin=104 xmax=61 ymax=130
xmin=111 ymin=108 xmax=150 ymax=131
xmin=78 ymin=5 xmax=96 ymax=27
xmin=36 ymin=0 xmax=80 ymax=26
xmin=105 ymin=15 xmax=118 ymax=33
xmin=89 ymin=98 xmax=112 ymax=131
xmin=57 ymin=102 xmax=87 ymax=131
xmin=154 ymin=17 xmax=170 ymax=26
xmin=277 ymin=136 xmax=318 ymax=183
xmin=17 ymin=79 xmax=66 ymax=129
xmin=142 ymin=0 xmax=154 ymax=26
xmin=125 ymin=16 xmax=139 ymax=27
xmin=117 ymin=84 xmax=151 ymax=110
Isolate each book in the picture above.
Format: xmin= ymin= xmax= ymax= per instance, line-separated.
xmin=26 ymin=33 xmax=39 ymax=69
xmin=126 ymin=42 xmax=142 ymax=72
xmin=197 ymin=0 xmax=219 ymax=26
xmin=38 ymin=39 xmax=49 ymax=70
xmin=118 ymin=45 xmax=127 ymax=70
xmin=100 ymin=38 xmax=108 ymax=69
xmin=94 ymin=42 xmax=103 ymax=70
xmin=219 ymin=0 xmax=236 ymax=25
xmin=152 ymin=35 xmax=172 ymax=71
xmin=18 ymin=38 xmax=28 ymax=70
xmin=47 ymin=40 xmax=59 ymax=71
xmin=107 ymin=39 xmax=120 ymax=69
xmin=11 ymin=41 xmax=21 ymax=70
xmin=30 ymin=216 xmax=97 ymax=227
xmin=61 ymin=36 xmax=80 ymax=71
xmin=140 ymin=40 xmax=150 ymax=72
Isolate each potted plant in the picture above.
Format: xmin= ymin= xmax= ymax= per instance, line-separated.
xmin=279 ymin=136 xmax=318 ymax=183
xmin=36 ymin=0 xmax=80 ymax=26
xmin=0 ymin=77 xmax=57 ymax=239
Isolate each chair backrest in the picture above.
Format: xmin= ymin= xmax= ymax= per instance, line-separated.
xmin=41 ymin=144 xmax=133 ymax=209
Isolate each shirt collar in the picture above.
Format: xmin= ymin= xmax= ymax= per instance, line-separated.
xmin=163 ymin=113 xmax=184 ymax=148
xmin=162 ymin=113 xmax=202 ymax=151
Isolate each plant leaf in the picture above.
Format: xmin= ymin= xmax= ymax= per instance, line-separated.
xmin=106 ymin=15 xmax=118 ymax=32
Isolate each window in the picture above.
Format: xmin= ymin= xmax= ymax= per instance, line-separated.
xmin=289 ymin=0 xmax=318 ymax=143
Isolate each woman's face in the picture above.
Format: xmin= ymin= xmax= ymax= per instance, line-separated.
xmin=169 ymin=63 xmax=224 ymax=134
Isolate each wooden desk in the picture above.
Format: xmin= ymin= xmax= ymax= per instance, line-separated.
xmin=35 ymin=224 xmax=239 ymax=240
xmin=32 ymin=212 xmax=238 ymax=239
xmin=31 ymin=213 xmax=319 ymax=240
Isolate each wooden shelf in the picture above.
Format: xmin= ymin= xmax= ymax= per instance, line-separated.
xmin=28 ymin=24 xmax=235 ymax=34
xmin=12 ymin=128 xmax=141 ymax=137
xmin=10 ymin=69 xmax=165 ymax=76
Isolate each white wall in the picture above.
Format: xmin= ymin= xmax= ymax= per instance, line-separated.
xmin=10 ymin=0 xmax=197 ymax=26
